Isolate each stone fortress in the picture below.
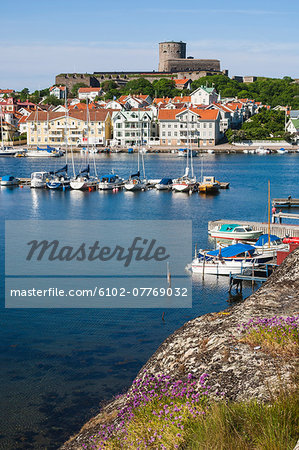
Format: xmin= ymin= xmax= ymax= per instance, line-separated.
xmin=55 ymin=41 xmax=227 ymax=90
xmin=158 ymin=41 xmax=220 ymax=73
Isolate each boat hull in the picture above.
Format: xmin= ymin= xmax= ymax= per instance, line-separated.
xmin=172 ymin=182 xmax=196 ymax=192
xmin=124 ymin=182 xmax=146 ymax=191
xmin=191 ymin=259 xmax=256 ymax=275
xmin=209 ymin=230 xmax=262 ymax=241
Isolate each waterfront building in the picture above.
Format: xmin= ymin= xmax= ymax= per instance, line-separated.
xmin=158 ymin=108 xmax=221 ymax=146
xmin=78 ymin=87 xmax=103 ymax=101
xmin=286 ymin=118 xmax=299 ymax=142
xmin=112 ymin=109 xmax=156 ymax=146
xmin=49 ymin=85 xmax=67 ymax=99
xmin=190 ymin=86 xmax=218 ymax=106
xmin=26 ymin=110 xmax=112 ymax=147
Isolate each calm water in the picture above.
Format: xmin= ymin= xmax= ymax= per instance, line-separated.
xmin=0 ymin=153 xmax=298 ymax=449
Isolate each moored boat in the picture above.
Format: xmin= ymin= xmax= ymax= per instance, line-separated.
xmin=198 ymin=176 xmax=220 ymax=193
xmin=155 ymin=178 xmax=173 ymax=190
xmin=30 ymin=171 xmax=52 ymax=188
xmin=98 ymin=173 xmax=124 ymax=190
xmin=189 ymin=243 xmax=260 ymax=275
xmin=0 ymin=175 xmax=19 ymax=186
xmin=209 ymin=223 xmax=262 ymax=241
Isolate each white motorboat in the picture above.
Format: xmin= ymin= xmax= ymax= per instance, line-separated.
xmin=189 ymin=243 xmax=270 ymax=276
xmin=0 ymin=175 xmax=19 ymax=186
xmin=0 ymin=147 xmax=18 ymax=156
xmin=26 ymin=147 xmax=61 ymax=157
xmin=253 ymin=234 xmax=289 ymax=258
xmin=256 ymin=146 xmax=270 ymax=155
xmin=209 ymin=223 xmax=262 ymax=241
xmin=98 ymin=174 xmax=124 ymax=190
xmin=172 ymin=176 xmax=197 ymax=192
xmin=30 ymin=171 xmax=52 ymax=188
xmin=276 ymin=148 xmax=288 ymax=154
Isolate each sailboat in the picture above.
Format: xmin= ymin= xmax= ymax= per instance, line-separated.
xmin=47 ymin=93 xmax=70 ymax=190
xmin=172 ymin=109 xmax=196 ymax=193
xmin=70 ymin=100 xmax=98 ymax=190
xmin=124 ymin=112 xmax=147 ymax=191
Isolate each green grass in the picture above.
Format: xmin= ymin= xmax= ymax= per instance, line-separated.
xmin=92 ymin=391 xmax=298 ymax=449
xmin=184 ymin=392 xmax=298 ymax=450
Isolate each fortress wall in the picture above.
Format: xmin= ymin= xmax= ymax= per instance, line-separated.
xmin=165 ymin=58 xmax=220 ymax=73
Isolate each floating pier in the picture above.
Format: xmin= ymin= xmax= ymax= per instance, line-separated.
xmin=273 ymin=198 xmax=299 ymax=208
xmin=208 ymin=219 xmax=299 ymax=238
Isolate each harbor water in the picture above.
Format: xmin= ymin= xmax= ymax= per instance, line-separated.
xmin=0 ymin=152 xmax=299 ymax=449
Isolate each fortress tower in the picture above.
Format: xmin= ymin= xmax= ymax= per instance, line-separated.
xmin=159 ymin=41 xmax=186 ymax=72
xmin=158 ymin=40 xmax=220 ymax=74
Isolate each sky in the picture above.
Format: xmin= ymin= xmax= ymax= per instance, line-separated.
xmin=0 ymin=0 xmax=298 ymax=91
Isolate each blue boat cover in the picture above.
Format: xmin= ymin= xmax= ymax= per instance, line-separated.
xmin=255 ymin=234 xmax=280 ymax=246
xmin=2 ymin=175 xmax=14 ymax=181
xmin=159 ymin=178 xmax=173 ymax=185
xmin=219 ymin=224 xmax=240 ymax=232
xmin=207 ymin=243 xmax=255 ymax=257
xmin=128 ymin=148 xmax=134 ymax=153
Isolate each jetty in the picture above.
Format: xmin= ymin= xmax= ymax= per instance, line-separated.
xmin=273 ymin=197 xmax=299 ymax=208
xmin=208 ymin=219 xmax=299 ymax=238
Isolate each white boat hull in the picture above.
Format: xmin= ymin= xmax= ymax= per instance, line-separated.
xmin=172 ymin=182 xmax=196 ymax=192
xmin=1 ymin=180 xmax=19 ymax=186
xmin=124 ymin=181 xmax=146 ymax=191
xmin=98 ymin=182 xmax=123 ymax=190
xmin=191 ymin=259 xmax=256 ymax=275
xmin=209 ymin=230 xmax=262 ymax=241
xmin=70 ymin=178 xmax=97 ymax=190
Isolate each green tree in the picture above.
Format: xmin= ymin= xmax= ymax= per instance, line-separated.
xmin=43 ymin=95 xmax=64 ymax=106
xmin=122 ymin=78 xmax=154 ymax=96
xmin=101 ymin=80 xmax=118 ymax=91
xmin=71 ymin=82 xmax=88 ymax=97
xmin=19 ymin=88 xmax=30 ymax=102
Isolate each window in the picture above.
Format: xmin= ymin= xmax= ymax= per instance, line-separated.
xmin=168 ymin=124 xmax=171 ymax=128
xmin=203 ymin=123 xmax=206 ymax=128
xmin=162 ymin=132 xmax=166 ymax=136
xmin=168 ymin=132 xmax=171 ymax=136
xmin=174 ymin=132 xmax=177 ymax=136
xmin=209 ymin=123 xmax=212 ymax=128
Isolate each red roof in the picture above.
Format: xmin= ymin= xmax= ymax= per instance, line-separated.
xmin=27 ymin=110 xmax=110 ymax=122
xmin=0 ymin=89 xmax=14 ymax=94
xmin=175 ymin=79 xmax=190 ymax=86
xmin=173 ymin=96 xmax=191 ymax=103
xmin=158 ymin=108 xmax=219 ymax=121
xmin=50 ymin=86 xmax=66 ymax=91
xmin=78 ymin=87 xmax=102 ymax=93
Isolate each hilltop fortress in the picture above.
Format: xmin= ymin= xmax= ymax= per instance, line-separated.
xmin=55 ymin=41 xmax=227 ymax=90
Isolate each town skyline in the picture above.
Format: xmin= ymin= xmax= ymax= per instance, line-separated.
xmin=1 ymin=0 xmax=298 ymax=90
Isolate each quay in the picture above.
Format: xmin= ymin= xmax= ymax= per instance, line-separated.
xmin=273 ymin=197 xmax=299 ymax=208
xmin=208 ymin=219 xmax=299 ymax=238
xmin=228 ymin=263 xmax=277 ymax=293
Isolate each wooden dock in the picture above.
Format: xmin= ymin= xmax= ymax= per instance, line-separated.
xmin=273 ymin=198 xmax=299 ymax=208
xmin=208 ymin=219 xmax=299 ymax=238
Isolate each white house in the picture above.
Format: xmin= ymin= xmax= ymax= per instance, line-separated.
xmin=49 ymin=86 xmax=67 ymax=99
xmin=112 ymin=110 xmax=157 ymax=146
xmin=158 ymin=108 xmax=221 ymax=146
xmin=105 ymin=100 xmax=124 ymax=110
xmin=190 ymin=86 xmax=218 ymax=106
xmin=78 ymin=87 xmax=103 ymax=101
xmin=286 ymin=119 xmax=299 ymax=142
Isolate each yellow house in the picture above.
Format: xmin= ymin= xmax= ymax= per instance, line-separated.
xmin=26 ymin=109 xmax=112 ymax=147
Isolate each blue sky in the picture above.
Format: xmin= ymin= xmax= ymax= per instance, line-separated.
xmin=0 ymin=0 xmax=298 ymax=91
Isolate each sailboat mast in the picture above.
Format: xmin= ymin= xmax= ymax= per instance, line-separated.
xmin=268 ymin=180 xmax=271 ymax=248
xmin=64 ymin=88 xmax=68 ymax=168
xmin=190 ymin=110 xmax=194 ymax=178
xmin=0 ymin=106 xmax=4 ymax=149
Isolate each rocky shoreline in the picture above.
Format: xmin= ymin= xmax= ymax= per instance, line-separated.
xmin=61 ymin=248 xmax=299 ymax=449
